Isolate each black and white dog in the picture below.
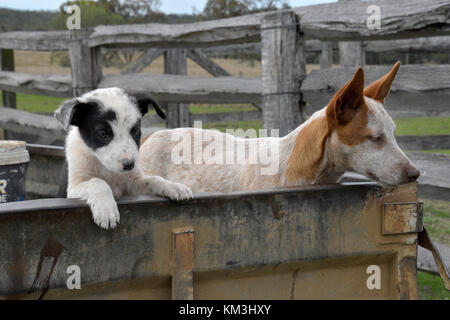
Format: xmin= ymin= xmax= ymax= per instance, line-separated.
xmin=54 ymin=87 xmax=193 ymax=229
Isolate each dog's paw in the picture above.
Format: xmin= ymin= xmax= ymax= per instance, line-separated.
xmin=159 ymin=181 xmax=193 ymax=201
xmin=90 ymin=198 xmax=120 ymax=230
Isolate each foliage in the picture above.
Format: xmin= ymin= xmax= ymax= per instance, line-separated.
xmin=0 ymin=8 xmax=57 ymax=31
xmin=199 ymin=0 xmax=289 ymax=20
xmin=102 ymin=0 xmax=166 ymax=23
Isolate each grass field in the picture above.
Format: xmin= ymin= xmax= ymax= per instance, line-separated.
xmin=1 ymin=51 xmax=449 ymax=299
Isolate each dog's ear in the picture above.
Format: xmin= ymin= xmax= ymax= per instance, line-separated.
xmin=364 ymin=61 xmax=400 ymax=103
xmin=54 ymin=98 xmax=81 ymax=130
xmin=54 ymin=99 xmax=98 ymax=130
xmin=127 ymin=92 xmax=166 ymax=120
xmin=328 ymin=67 xmax=365 ymax=126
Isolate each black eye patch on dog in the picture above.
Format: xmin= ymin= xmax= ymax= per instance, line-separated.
xmin=130 ymin=120 xmax=141 ymax=147
xmin=72 ymin=102 xmax=117 ymax=150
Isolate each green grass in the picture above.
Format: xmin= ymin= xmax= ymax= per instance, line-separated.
xmin=394 ymin=117 xmax=450 ymax=136
xmin=417 ymin=199 xmax=450 ymax=300
xmin=422 ymin=199 xmax=450 ymax=245
xmin=0 ymin=92 xmax=65 ymax=113
xmin=418 ymin=150 xmax=450 ymax=155
xmin=418 ymin=271 xmax=450 ymax=300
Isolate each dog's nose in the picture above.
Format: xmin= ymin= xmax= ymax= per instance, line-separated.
xmin=121 ymin=158 xmax=135 ymax=171
xmin=407 ymin=167 xmax=420 ymax=182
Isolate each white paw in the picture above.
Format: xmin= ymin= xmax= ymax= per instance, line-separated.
xmin=90 ymin=198 xmax=120 ymax=230
xmin=159 ymin=182 xmax=193 ymax=201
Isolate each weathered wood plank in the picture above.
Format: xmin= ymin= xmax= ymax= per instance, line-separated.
xmin=0 ymin=71 xmax=71 ymax=97
xmin=98 ymin=73 xmax=262 ymax=104
xmin=69 ymin=30 xmax=102 ymax=96
xmin=0 ymin=108 xmax=65 ymax=145
xmin=0 ymin=49 xmax=17 ymax=140
xmin=339 ymin=41 xmax=365 ymax=67
xmin=408 ymin=152 xmax=450 ymax=201
xmin=319 ymin=41 xmax=333 ymax=69
xmin=121 ymin=48 xmax=165 ymax=74
xmin=89 ymin=13 xmax=264 ymax=48
xmin=0 ymin=49 xmax=16 ymax=108
xmin=397 ymin=135 xmax=450 ymax=151
xmin=89 ymin=0 xmax=450 ymax=48
xmin=187 ymin=49 xmax=231 ymax=77
xmin=143 ymin=110 xmax=261 ymax=127
xmin=261 ymin=11 xmax=306 ymax=136
xmin=200 ymin=43 xmax=261 ymax=58
xmin=0 ymin=108 xmax=64 ymax=133
xmin=366 ymin=36 xmax=450 ymax=54
xmin=302 ymin=65 xmax=450 ymax=117
xmin=200 ymin=36 xmax=450 ymax=58
xmin=0 ymin=31 xmax=70 ymax=51
xmin=164 ymin=49 xmax=190 ymax=128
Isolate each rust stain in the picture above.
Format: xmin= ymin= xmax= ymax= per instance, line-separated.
xmin=290 ymin=269 xmax=299 ymax=300
xmin=383 ymin=202 xmax=422 ymax=235
xmin=29 ymin=235 xmax=64 ymax=300
xmin=172 ymin=226 xmax=194 ymax=300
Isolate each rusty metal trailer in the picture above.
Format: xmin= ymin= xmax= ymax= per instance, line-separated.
xmin=1 ymin=181 xmax=442 ymax=299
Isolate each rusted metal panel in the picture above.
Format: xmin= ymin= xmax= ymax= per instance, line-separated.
xmin=172 ymin=226 xmax=194 ymax=300
xmin=0 ymin=182 xmax=423 ymax=299
xmin=383 ymin=202 xmax=423 ymax=235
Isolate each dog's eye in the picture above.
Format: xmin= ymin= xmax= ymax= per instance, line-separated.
xmin=370 ymin=135 xmax=383 ymax=143
xmin=96 ymin=129 xmax=110 ymax=139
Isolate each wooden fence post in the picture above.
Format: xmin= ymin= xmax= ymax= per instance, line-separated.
xmin=164 ymin=49 xmax=190 ymax=128
xmin=339 ymin=41 xmax=365 ymax=67
xmin=1 ymin=49 xmax=17 ymax=139
xmin=319 ymin=41 xmax=333 ymax=69
xmin=261 ymin=10 xmax=306 ymax=137
xmin=69 ymin=29 xmax=102 ymax=97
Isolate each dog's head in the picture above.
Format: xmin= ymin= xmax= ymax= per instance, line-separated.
xmin=55 ymin=87 xmax=165 ymax=174
xmin=287 ymin=62 xmax=419 ymax=186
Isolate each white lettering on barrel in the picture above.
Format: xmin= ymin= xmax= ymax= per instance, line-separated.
xmin=0 ymin=179 xmax=7 ymax=194
xmin=0 ymin=179 xmax=7 ymax=202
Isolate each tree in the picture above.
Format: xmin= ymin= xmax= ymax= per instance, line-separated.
xmin=98 ymin=0 xmax=166 ymax=23
xmin=200 ymin=0 xmax=289 ymax=20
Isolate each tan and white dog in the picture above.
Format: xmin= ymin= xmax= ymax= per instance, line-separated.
xmin=140 ymin=62 xmax=419 ymax=192
xmin=55 ymin=88 xmax=193 ymax=230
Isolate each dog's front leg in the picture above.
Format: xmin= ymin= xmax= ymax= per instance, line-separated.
xmin=68 ymin=178 xmax=120 ymax=229
xmin=128 ymin=175 xmax=193 ymax=201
